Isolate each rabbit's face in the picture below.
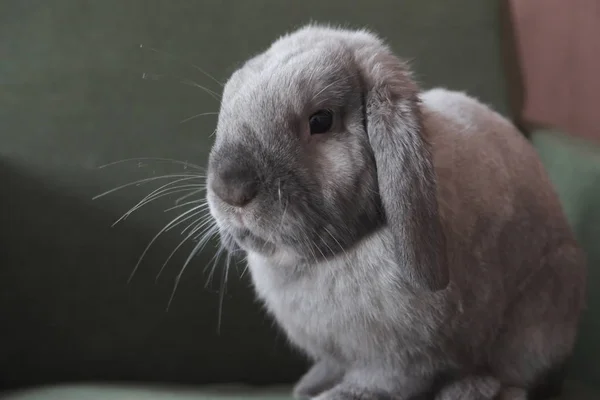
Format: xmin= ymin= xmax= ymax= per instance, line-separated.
xmin=207 ymin=28 xmax=384 ymax=262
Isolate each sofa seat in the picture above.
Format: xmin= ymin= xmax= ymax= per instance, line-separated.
xmin=2 ymin=381 xmax=599 ymax=400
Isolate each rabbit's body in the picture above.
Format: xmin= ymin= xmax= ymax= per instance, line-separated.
xmin=206 ymin=25 xmax=586 ymax=400
xmin=246 ymin=89 xmax=583 ymax=399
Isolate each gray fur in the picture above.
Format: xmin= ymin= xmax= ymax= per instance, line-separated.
xmin=206 ymin=24 xmax=587 ymax=400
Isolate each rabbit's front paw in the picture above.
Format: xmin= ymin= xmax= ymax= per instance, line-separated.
xmin=312 ymin=385 xmax=394 ymax=400
xmin=293 ymin=360 xmax=345 ymax=399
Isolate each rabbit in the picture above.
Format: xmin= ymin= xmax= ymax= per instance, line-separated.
xmin=205 ymin=24 xmax=586 ymax=400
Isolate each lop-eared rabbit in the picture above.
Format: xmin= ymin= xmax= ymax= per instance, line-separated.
xmin=206 ymin=25 xmax=586 ymax=400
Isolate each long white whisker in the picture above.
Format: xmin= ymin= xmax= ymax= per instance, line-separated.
xmin=277 ymin=179 xmax=282 ymax=207
xmin=178 ymin=215 xmax=208 ymax=237
xmin=139 ymin=44 xmax=224 ymax=87
xmin=175 ymin=188 xmax=205 ymax=205
xmin=239 ymin=263 xmax=249 ymax=279
xmin=239 ymin=262 xmax=249 ymax=279
xmin=179 ymin=78 xmax=222 ymax=102
xmin=114 ymin=176 xmax=204 ymax=215
xmin=304 ymin=236 xmax=318 ymax=265
xmin=113 ymin=185 xmax=204 ymax=226
xmin=181 ymin=213 xmax=213 ymax=236
xmin=204 ymin=242 xmax=227 ymax=286
xmin=155 ymin=218 xmax=216 ymax=282
xmin=315 ymin=231 xmax=335 ymax=258
xmin=93 ymin=173 xmax=202 ymax=200
xmin=294 ymin=227 xmax=317 ymax=266
xmin=128 ymin=205 xmax=206 ymax=283
xmin=180 ymin=111 xmax=219 ymax=124
xmin=165 ymin=210 xmax=207 ymax=235
xmin=262 ymin=198 xmax=288 ymax=253
xmin=130 ymin=182 xmax=204 ymax=211
xmin=191 ymin=224 xmax=220 ymax=250
xmin=166 ymin=224 xmax=219 ymax=311
xmin=164 ymin=199 xmax=207 ymax=213
xmin=323 ymin=226 xmax=349 ymax=261
xmin=216 ymin=252 xmax=231 ymax=335
xmin=309 ymin=231 xmax=326 ymax=260
xmin=96 ymin=157 xmax=205 ymax=171
xmin=134 ymin=176 xmax=204 ymax=204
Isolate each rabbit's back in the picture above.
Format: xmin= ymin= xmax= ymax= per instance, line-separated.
xmin=422 ymin=88 xmax=586 ymax=383
xmin=422 ymin=88 xmax=579 ymax=289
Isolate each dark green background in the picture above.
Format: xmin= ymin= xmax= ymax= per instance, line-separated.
xmin=1 ymin=0 xmax=598 ymax=393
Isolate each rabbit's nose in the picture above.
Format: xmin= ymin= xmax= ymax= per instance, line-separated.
xmin=211 ymin=171 xmax=259 ymax=208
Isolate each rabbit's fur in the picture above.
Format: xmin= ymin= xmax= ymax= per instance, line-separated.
xmin=206 ymin=24 xmax=586 ymax=400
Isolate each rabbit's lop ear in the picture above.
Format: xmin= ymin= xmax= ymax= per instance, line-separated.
xmin=355 ymin=41 xmax=448 ymax=291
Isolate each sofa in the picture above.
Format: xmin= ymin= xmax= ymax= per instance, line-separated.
xmin=1 ymin=1 xmax=598 ymax=398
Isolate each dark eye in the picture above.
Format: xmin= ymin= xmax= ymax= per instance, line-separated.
xmin=309 ymin=109 xmax=333 ymax=134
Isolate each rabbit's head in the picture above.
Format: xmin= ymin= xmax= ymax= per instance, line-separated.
xmin=207 ymin=25 xmax=445 ymax=288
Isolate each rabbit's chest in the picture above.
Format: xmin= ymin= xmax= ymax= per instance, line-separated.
xmin=246 ymin=232 xmax=416 ymax=362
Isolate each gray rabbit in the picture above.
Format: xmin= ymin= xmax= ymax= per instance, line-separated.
xmin=205 ymin=25 xmax=586 ymax=400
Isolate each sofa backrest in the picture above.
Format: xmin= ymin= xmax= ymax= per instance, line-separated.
xmin=1 ymin=0 xmax=515 ymax=390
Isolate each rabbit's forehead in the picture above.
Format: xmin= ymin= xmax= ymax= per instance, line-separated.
xmin=222 ymin=47 xmax=356 ymax=121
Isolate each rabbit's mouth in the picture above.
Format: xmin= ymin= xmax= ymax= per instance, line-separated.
xmin=207 ymin=192 xmax=279 ymax=256
xmin=227 ymin=225 xmax=278 ymax=255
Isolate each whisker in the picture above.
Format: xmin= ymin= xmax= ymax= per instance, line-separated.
xmin=93 ymin=173 xmax=202 ymax=200
xmin=204 ymin=244 xmax=226 ymax=286
xmin=139 ymin=44 xmax=225 ymax=87
xmin=180 ymin=213 xmax=213 ymax=236
xmin=139 ymin=185 xmax=204 ymax=207
xmin=310 ymin=231 xmax=327 ymax=260
xmin=166 ymin=210 xmax=209 ymax=235
xmin=216 ymin=252 xmax=232 ymax=334
xmin=277 ymin=179 xmax=282 ymax=207
xmin=137 ymin=176 xmax=205 ymax=202
xmin=113 ymin=184 xmax=204 ymax=226
xmin=306 ymin=237 xmax=319 ymax=265
xmin=140 ymin=71 xmax=221 ymax=101
xmin=204 ymin=245 xmax=225 ymax=282
xmin=323 ymin=226 xmax=349 ymax=261
xmin=280 ymin=201 xmax=289 ymax=227
xmin=177 ymin=213 xmax=207 ymax=234
xmin=155 ymin=218 xmax=216 ymax=282
xmin=96 ymin=157 xmax=205 ymax=171
xmin=262 ymin=197 xmax=288 ymax=253
xmin=166 ymin=224 xmax=219 ymax=311
xmin=192 ymin=223 xmax=220 ymax=249
xmin=296 ymin=228 xmax=318 ymax=265
xmin=239 ymin=262 xmax=250 ymax=279
xmin=113 ymin=176 xmax=204 ymax=216
xmin=317 ymin=231 xmax=335 ymax=259
xmin=128 ymin=204 xmax=206 ymax=283
xmin=132 ymin=182 xmax=205 ymax=209
xmin=180 ymin=111 xmax=219 ymax=124
xmin=164 ymin=198 xmax=206 ymax=213
xmin=122 ymin=187 xmax=203 ymax=221
xmin=175 ymin=188 xmax=206 ymax=205
xmin=179 ymin=78 xmax=222 ymax=102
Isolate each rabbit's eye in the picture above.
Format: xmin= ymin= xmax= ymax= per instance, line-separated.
xmin=309 ymin=110 xmax=333 ymax=134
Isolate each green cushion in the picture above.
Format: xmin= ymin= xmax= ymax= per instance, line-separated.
xmin=2 ymin=382 xmax=599 ymax=400
xmin=0 ymin=385 xmax=292 ymax=400
xmin=530 ymin=129 xmax=600 ymax=387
